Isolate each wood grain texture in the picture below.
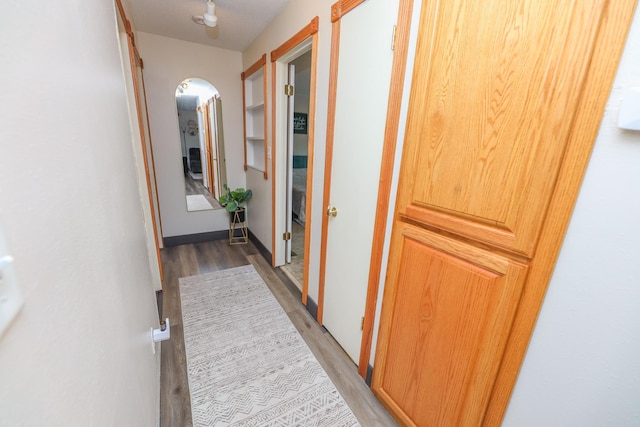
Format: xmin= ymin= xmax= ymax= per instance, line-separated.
xmin=269 ymin=19 xmax=319 ymax=280
xmin=159 ymin=241 xmax=396 ymax=426
xmin=241 ymin=54 xmax=267 ymax=81
xmin=483 ymin=0 xmax=639 ymax=423
xmin=241 ymin=66 xmax=248 ymax=171
xmin=373 ymin=0 xmax=638 ymax=425
xmin=139 ymin=70 xmax=165 ymax=246
xmin=270 ymin=17 xmax=319 ymax=63
xmin=358 ymin=0 xmax=414 ymax=378
xmin=396 ymin=0 xmax=613 ymax=256
xmin=331 ymin=0 xmax=367 ymax=23
xmin=120 ymin=8 xmax=164 ymax=286
xmin=317 ymin=16 xmax=342 ymax=326
xmin=373 ymin=224 xmax=527 ymax=426
xmin=271 ymin=60 xmax=277 ymax=267
xmin=262 ymin=62 xmax=269 ymax=180
xmin=203 ymin=101 xmax=215 ymax=194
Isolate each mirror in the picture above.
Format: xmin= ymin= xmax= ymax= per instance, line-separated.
xmin=176 ymin=78 xmax=228 ymax=212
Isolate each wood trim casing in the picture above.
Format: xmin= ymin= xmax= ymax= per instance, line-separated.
xmin=241 ymin=54 xmax=267 ymax=81
xmin=356 ymin=0 xmax=413 ymax=379
xmin=262 ymin=64 xmax=269 ymax=180
xmin=368 ymin=0 xmax=639 ymax=424
xmin=269 ymin=17 xmax=319 ymax=271
xmin=140 ymin=68 xmax=165 ymax=249
xmin=115 ymin=0 xmax=127 ymax=24
xmin=116 ymin=0 xmax=164 ymax=285
xmin=301 ymin=35 xmax=319 ymax=305
xmin=331 ymin=0 xmax=366 ymax=23
xmin=271 ymin=60 xmax=277 ymax=267
xmin=317 ymin=11 xmax=342 ymax=325
xmin=241 ymin=70 xmax=248 ymax=172
xmin=482 ymin=0 xmax=638 ymax=423
xmin=270 ymin=17 xmax=319 ymax=63
xmin=204 ymin=100 xmax=216 ymax=194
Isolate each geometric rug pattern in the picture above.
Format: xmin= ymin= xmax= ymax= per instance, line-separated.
xmin=179 ymin=265 xmax=360 ymax=426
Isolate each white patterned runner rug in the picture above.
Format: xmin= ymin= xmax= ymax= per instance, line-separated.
xmin=179 ymin=264 xmax=360 ymax=426
xmin=186 ymin=194 xmax=214 ymax=212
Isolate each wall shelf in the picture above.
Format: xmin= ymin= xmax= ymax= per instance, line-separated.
xmin=242 ymin=54 xmax=268 ymax=179
xmin=245 ymin=102 xmax=264 ymax=111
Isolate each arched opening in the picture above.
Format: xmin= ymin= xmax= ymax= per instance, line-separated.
xmin=175 ymin=78 xmax=227 ymax=211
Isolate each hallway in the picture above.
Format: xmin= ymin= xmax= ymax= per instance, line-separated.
xmin=158 ymin=239 xmax=396 ymax=426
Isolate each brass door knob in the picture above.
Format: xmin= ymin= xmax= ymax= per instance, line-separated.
xmin=327 ymin=206 xmax=338 ymax=217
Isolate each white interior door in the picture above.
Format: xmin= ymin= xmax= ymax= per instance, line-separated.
xmin=322 ymin=0 xmax=399 ymax=362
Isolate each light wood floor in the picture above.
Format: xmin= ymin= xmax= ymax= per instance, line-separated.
xmin=159 ymin=239 xmax=397 ymax=426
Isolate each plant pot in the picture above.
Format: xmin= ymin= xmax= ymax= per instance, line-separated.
xmin=230 ymin=207 xmax=246 ymax=224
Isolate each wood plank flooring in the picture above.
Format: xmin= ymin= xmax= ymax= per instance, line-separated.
xmin=183 ymin=172 xmax=220 ymax=209
xmin=159 ymin=239 xmax=397 ymax=426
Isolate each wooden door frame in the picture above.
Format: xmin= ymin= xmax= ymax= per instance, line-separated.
xmin=115 ymin=0 xmax=164 ymax=285
xmin=139 ymin=68 xmax=164 ymax=245
xmin=270 ymin=17 xmax=319 ymax=306
xmin=204 ymin=99 xmax=216 ymax=196
xmin=370 ymin=1 xmax=639 ymax=424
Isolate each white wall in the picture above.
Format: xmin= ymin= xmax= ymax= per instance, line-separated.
xmin=179 ymin=110 xmax=201 ymax=157
xmin=502 ymin=8 xmax=640 ymax=426
xmin=137 ymin=33 xmax=244 ymax=237
xmin=0 ymin=0 xmax=160 ymax=425
xmin=243 ymin=0 xmax=335 ymax=300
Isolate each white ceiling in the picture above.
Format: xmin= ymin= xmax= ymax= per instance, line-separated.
xmin=128 ymin=0 xmax=291 ymax=52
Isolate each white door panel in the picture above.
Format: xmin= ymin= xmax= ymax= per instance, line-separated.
xmin=323 ymin=0 xmax=399 ymax=362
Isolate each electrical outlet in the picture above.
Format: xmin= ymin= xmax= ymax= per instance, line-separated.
xmin=0 ymin=224 xmax=23 ymax=337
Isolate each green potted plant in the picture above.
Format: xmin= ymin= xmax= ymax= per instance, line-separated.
xmin=218 ymin=184 xmax=252 ymax=223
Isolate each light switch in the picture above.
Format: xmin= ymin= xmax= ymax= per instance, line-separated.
xmin=617 ymin=87 xmax=640 ymax=130
xmin=0 ymin=224 xmax=23 ymax=337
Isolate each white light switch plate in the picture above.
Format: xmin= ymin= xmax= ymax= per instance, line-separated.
xmin=0 ymin=224 xmax=23 ymax=337
xmin=618 ymin=87 xmax=640 ymax=130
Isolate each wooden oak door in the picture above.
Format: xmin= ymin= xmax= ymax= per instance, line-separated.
xmin=372 ymin=0 xmax=637 ymax=425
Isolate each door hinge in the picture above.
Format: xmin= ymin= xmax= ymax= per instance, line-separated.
xmin=391 ymin=25 xmax=397 ymax=51
xmin=361 ymin=316 xmax=365 ymax=331
xmin=284 ymin=84 xmax=294 ymax=96
xmin=283 ymin=232 xmax=291 ymax=241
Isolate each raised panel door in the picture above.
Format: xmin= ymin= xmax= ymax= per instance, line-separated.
xmin=397 ymin=0 xmax=610 ymax=256
xmin=374 ymin=223 xmax=528 ymax=426
xmin=372 ymin=0 xmax=637 ymax=425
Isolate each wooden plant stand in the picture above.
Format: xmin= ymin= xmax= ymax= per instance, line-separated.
xmin=229 ymin=208 xmax=248 ymax=245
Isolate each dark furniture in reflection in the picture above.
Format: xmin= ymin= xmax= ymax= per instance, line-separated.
xmin=189 ymin=148 xmax=202 ymax=173
xmin=182 ymin=157 xmax=188 ymax=174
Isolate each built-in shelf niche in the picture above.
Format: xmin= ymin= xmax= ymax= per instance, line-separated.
xmin=242 ymin=54 xmax=268 ymax=179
